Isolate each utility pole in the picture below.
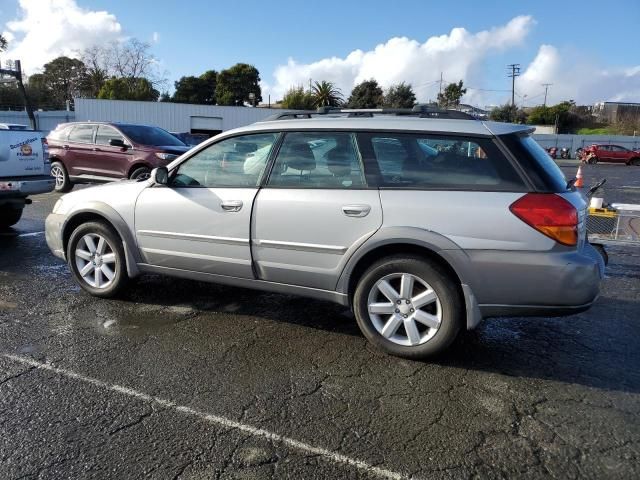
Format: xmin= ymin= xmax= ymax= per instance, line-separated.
xmin=507 ymin=64 xmax=521 ymax=108
xmin=439 ymin=72 xmax=443 ymax=96
xmin=542 ymin=83 xmax=552 ymax=107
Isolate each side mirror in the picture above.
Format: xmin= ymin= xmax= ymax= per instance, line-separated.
xmin=151 ymin=167 xmax=169 ymax=185
xmin=109 ymin=138 xmax=127 ymax=149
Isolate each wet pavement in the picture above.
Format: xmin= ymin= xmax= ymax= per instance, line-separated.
xmin=1 ymin=163 xmax=639 ymax=479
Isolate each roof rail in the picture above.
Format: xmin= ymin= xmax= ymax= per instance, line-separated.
xmin=263 ymin=105 xmax=476 ymax=121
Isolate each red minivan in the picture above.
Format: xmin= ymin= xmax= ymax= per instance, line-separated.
xmin=47 ymin=122 xmax=191 ymax=192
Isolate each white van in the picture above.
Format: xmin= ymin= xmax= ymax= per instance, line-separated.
xmin=0 ymin=127 xmax=55 ymax=227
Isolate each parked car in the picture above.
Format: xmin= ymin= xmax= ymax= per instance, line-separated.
xmin=45 ymin=109 xmax=604 ymax=359
xmin=47 ymin=122 xmax=191 ymax=192
xmin=171 ymin=132 xmax=210 ymax=147
xmin=0 ymin=127 xmax=55 ymax=227
xmin=0 ymin=123 xmax=30 ymax=131
xmin=582 ymin=144 xmax=640 ymax=165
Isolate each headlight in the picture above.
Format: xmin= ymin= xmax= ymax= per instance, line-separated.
xmin=155 ymin=152 xmax=178 ymax=161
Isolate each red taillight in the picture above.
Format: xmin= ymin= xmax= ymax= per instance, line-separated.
xmin=509 ymin=193 xmax=578 ymax=246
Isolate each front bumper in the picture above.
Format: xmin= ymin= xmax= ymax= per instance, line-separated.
xmin=45 ymin=213 xmax=66 ymax=260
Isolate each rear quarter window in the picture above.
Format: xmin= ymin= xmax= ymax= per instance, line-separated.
xmin=358 ymin=132 xmax=526 ymax=191
xmin=500 ymin=134 xmax=568 ymax=192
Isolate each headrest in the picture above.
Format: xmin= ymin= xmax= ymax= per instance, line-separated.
xmin=234 ymin=142 xmax=257 ymax=154
xmin=280 ymin=142 xmax=316 ymax=171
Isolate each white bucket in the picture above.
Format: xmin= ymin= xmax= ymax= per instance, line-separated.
xmin=590 ymin=197 xmax=604 ymax=209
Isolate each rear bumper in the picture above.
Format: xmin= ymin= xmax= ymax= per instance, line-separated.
xmin=467 ymin=242 xmax=604 ymax=318
xmin=45 ymin=212 xmax=66 ymax=260
xmin=0 ymin=175 xmax=55 ymax=200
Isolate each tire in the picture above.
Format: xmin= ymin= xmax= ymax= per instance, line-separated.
xmin=0 ymin=206 xmax=23 ymax=228
xmin=629 ymin=158 xmax=640 ymax=166
xmin=353 ymin=255 xmax=464 ymax=359
xmin=587 ymin=156 xmax=598 ymax=165
xmin=130 ymin=166 xmax=151 ymax=180
xmin=591 ymin=243 xmax=608 ymax=266
xmin=51 ymin=161 xmax=73 ymax=192
xmin=67 ymin=221 xmax=128 ymax=298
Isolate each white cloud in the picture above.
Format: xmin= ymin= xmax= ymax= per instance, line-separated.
xmin=1 ymin=0 xmax=122 ymax=73
xmin=517 ymin=45 xmax=640 ymax=105
xmin=152 ymin=32 xmax=160 ymax=44
xmin=266 ymin=15 xmax=535 ymax=102
xmin=265 ymin=15 xmax=639 ymax=106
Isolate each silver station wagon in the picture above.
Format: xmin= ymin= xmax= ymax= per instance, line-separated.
xmin=46 ymin=107 xmax=604 ymax=358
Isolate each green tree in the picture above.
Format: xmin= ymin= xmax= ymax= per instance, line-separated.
xmin=383 ymin=82 xmax=416 ymax=108
xmin=310 ymin=80 xmax=343 ymax=107
xmin=0 ymin=34 xmax=7 ymax=52
xmin=527 ymin=101 xmax=582 ymax=133
xmin=489 ymin=103 xmax=527 ymax=123
xmin=98 ymin=77 xmax=159 ymax=101
xmin=40 ymin=56 xmax=90 ymax=108
xmin=347 ymin=79 xmax=383 ymax=108
xmin=437 ymin=80 xmax=467 ymax=108
xmin=216 ymin=63 xmax=261 ymax=106
xmin=172 ymin=70 xmax=217 ymax=104
xmin=280 ymin=86 xmax=315 ymax=110
xmin=159 ymin=91 xmax=171 ymax=102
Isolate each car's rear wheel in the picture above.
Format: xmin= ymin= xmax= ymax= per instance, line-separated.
xmin=130 ymin=166 xmax=151 ymax=180
xmin=353 ymin=255 xmax=464 ymax=359
xmin=67 ymin=221 xmax=128 ymax=298
xmin=0 ymin=206 xmax=23 ymax=228
xmin=630 ymin=158 xmax=640 ymax=166
xmin=51 ymin=161 xmax=73 ymax=192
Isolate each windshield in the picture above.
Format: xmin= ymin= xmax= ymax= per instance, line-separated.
xmin=118 ymin=125 xmax=186 ymax=147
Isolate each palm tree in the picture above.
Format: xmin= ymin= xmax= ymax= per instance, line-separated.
xmin=311 ymin=80 xmax=344 ymax=107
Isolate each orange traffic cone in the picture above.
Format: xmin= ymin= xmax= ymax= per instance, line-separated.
xmin=574 ymin=165 xmax=584 ymax=188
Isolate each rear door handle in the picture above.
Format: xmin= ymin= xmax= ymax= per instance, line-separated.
xmin=221 ymin=200 xmax=243 ymax=212
xmin=342 ymin=204 xmax=371 ymax=217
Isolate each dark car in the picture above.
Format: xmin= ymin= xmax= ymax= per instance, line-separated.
xmin=171 ymin=132 xmax=210 ymax=147
xmin=582 ymin=144 xmax=640 ymax=165
xmin=47 ymin=122 xmax=191 ymax=192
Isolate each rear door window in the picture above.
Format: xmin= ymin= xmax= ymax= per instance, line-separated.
xmin=68 ymin=124 xmax=96 ymax=144
xmin=359 ymin=133 xmax=526 ymax=191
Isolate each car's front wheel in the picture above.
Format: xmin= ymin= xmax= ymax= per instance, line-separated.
xmin=353 ymin=255 xmax=464 ymax=359
xmin=130 ymin=166 xmax=151 ymax=181
xmin=67 ymin=221 xmax=128 ymax=297
xmin=629 ymin=158 xmax=640 ymax=166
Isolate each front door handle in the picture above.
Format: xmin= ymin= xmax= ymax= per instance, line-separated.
xmin=342 ymin=204 xmax=371 ymax=217
xmin=221 ymin=200 xmax=243 ymax=212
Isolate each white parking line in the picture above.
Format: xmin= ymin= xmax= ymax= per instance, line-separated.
xmin=0 ymin=231 xmax=45 ymax=237
xmin=3 ymin=354 xmax=406 ymax=480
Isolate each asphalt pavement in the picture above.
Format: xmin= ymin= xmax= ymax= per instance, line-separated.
xmin=1 ymin=163 xmax=639 ymax=479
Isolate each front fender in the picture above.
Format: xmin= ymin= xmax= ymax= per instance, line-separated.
xmin=62 ymin=201 xmax=142 ymax=278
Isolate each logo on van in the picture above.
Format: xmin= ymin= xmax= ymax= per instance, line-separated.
xmin=20 ymin=144 xmax=33 ymax=156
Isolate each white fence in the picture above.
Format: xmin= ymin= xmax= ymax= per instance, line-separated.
xmin=534 ymin=134 xmax=640 ymax=152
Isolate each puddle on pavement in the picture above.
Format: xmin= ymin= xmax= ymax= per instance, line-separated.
xmin=93 ymin=302 xmax=200 ymax=336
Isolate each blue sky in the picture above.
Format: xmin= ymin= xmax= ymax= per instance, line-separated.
xmin=1 ymin=0 xmax=639 ymax=106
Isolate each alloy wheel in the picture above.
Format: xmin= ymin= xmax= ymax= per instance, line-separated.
xmin=50 ymin=164 xmax=65 ymax=188
xmin=74 ymin=233 xmax=117 ymax=289
xmin=367 ymin=273 xmax=442 ymax=346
